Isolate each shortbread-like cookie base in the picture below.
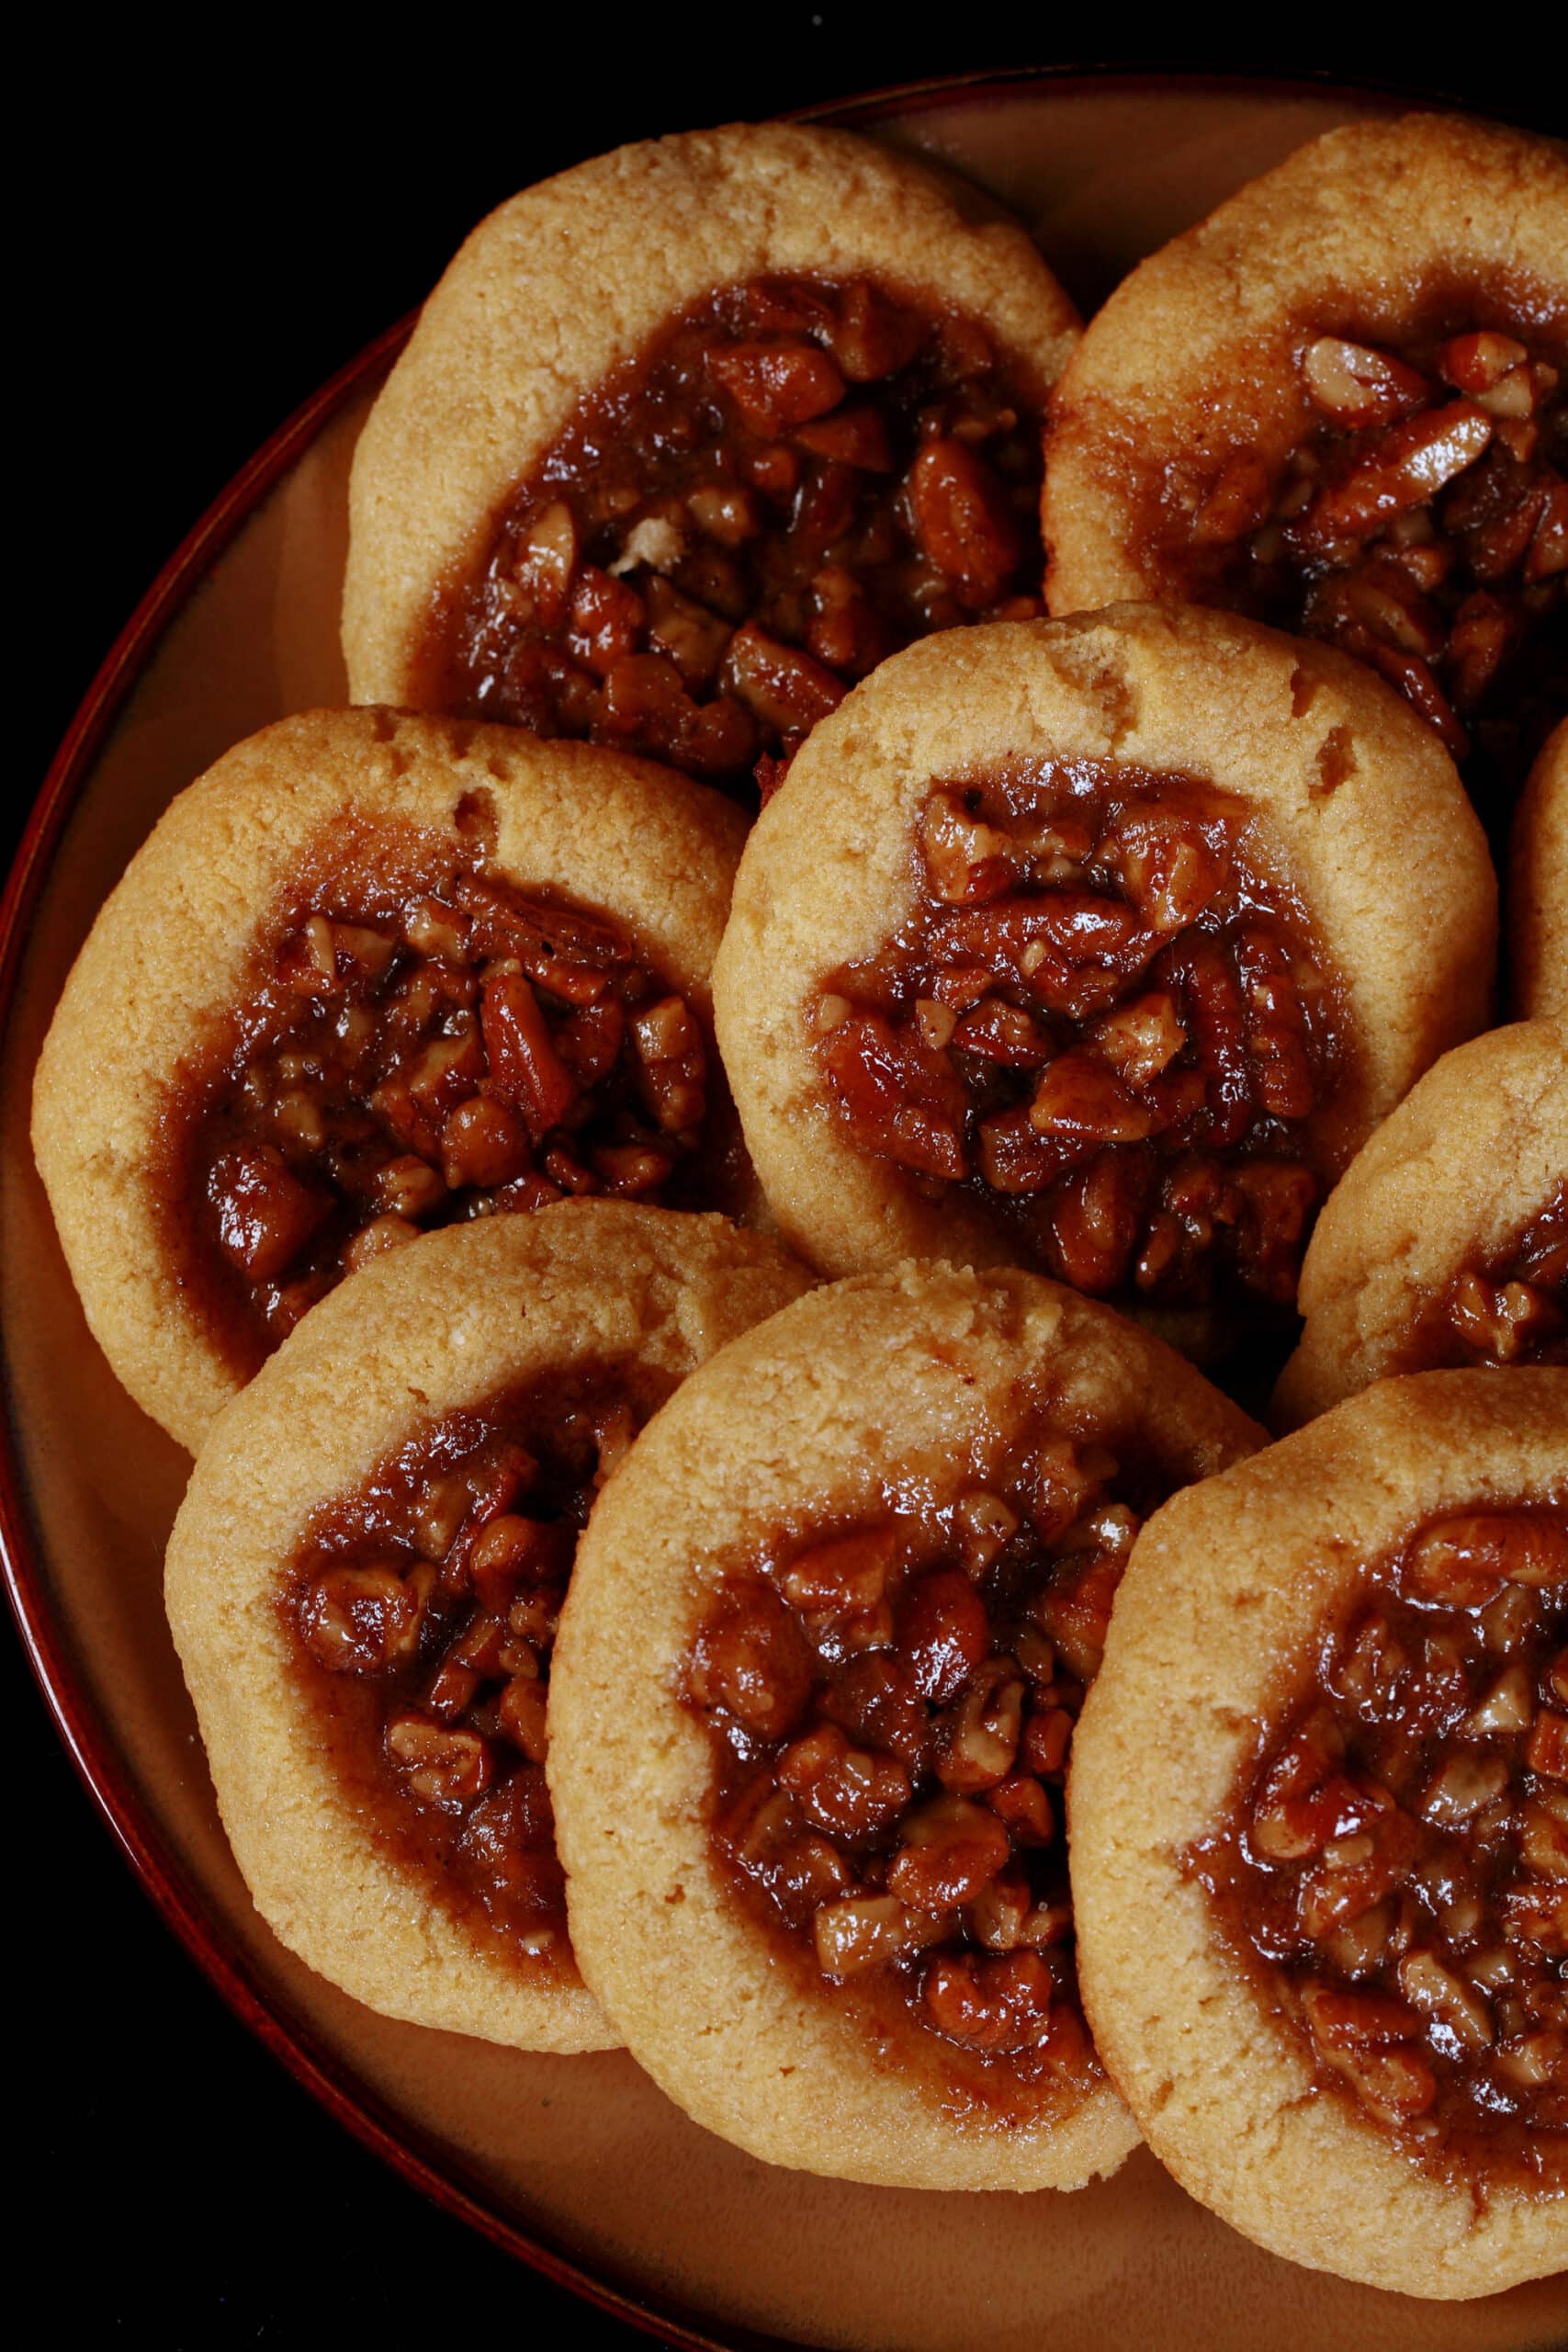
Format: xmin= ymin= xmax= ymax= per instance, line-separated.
xmin=164 ymin=1203 xmax=813 ymax=2054
xmin=344 ymin=119 xmax=1080 ymax=706
xmin=1071 ymin=1369 xmax=1568 ymax=2298
xmin=548 ymin=1260 xmax=1262 ymax=2188
xmin=1513 ymin=721 xmax=1568 ymax=1019
xmin=713 ymin=603 xmax=1495 ymax=1287
xmin=1275 ymin=1020 xmax=1568 ymax=1426
xmin=32 ymin=707 xmax=749 ymax=1452
xmin=1043 ymin=113 xmax=1568 ymax=616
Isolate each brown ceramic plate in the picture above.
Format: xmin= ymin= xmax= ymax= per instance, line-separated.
xmin=4 ymin=71 xmax=1564 ymax=2352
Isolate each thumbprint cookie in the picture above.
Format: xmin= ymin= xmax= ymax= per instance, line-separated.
xmin=164 ymin=1203 xmax=812 ymax=2052
xmin=712 ymin=603 xmax=1495 ymax=1361
xmin=1044 ymin=114 xmax=1567 ymax=832
xmin=1513 ymin=719 xmax=1567 ymax=1018
xmin=1276 ymin=1020 xmax=1566 ymax=1427
xmin=1072 ymin=1370 xmax=1568 ymax=2296
xmin=548 ymin=1261 xmax=1262 ymax=2187
xmin=343 ymin=122 xmax=1079 ymax=801
xmin=32 ymin=707 xmax=750 ymax=1452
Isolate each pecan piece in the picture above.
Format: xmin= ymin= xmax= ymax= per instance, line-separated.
xmin=1028 ymin=1052 xmax=1156 ymax=1145
xmin=512 ymin=499 xmax=578 ymax=625
xmin=630 ymin=995 xmax=706 ymax=1134
xmin=209 ymin=1143 xmax=332 ymax=1283
xmin=919 ymin=788 xmax=1016 ymax=905
xmin=897 ymin=1569 xmax=989 ymax=1703
xmin=690 ymin=1587 xmax=814 ymax=1739
xmin=1405 ymin=1513 xmax=1567 ymax=1605
xmin=301 ymin=1561 xmax=429 ymax=1674
xmin=921 ymin=1949 xmax=1055 ymax=2052
xmin=795 ymin=405 xmax=895 ymax=470
xmin=440 ymin=1094 xmax=532 ymax=1190
xmin=777 ymin=1526 xmax=898 ymax=1618
xmin=708 ymin=337 xmax=846 ymax=435
xmin=777 ymin=1722 xmax=911 ymax=1840
xmin=1191 ymin=450 xmax=1273 ymax=545
xmin=1436 ymin=332 xmax=1530 ymax=396
xmin=386 ymin=1714 xmax=494 ymax=1809
xmin=887 ymin=1792 xmax=1011 ymax=1912
xmin=479 ymin=970 xmax=578 ymax=1140
xmin=907 ymin=437 xmax=1022 ymax=607
xmin=722 ymin=621 xmax=846 ymax=738
xmin=1304 ymin=401 xmax=1493 ymax=542
xmin=1302 ymin=336 xmax=1427 ymax=426
xmin=644 ymin=574 xmax=731 ymax=687
xmin=817 ymin=1007 xmax=968 ymax=1182
xmin=812 ymin=1894 xmax=949 ymax=1980
xmin=567 ymin=566 xmax=646 ymax=677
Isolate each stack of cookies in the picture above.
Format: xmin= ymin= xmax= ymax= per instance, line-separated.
xmin=31 ymin=112 xmax=1566 ymax=2301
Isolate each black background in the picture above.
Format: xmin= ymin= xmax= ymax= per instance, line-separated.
xmin=9 ymin=36 xmax=1560 ymax=2346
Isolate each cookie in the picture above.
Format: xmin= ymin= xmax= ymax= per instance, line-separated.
xmin=1512 ymin=719 xmax=1568 ymax=1019
xmin=1043 ymin=114 xmax=1567 ymax=828
xmin=548 ymin=1260 xmax=1262 ymax=2187
xmin=343 ymin=121 xmax=1079 ymax=796
xmin=711 ymin=603 xmax=1495 ymax=1358
xmin=1275 ymin=1020 xmax=1567 ymax=1426
xmin=1071 ymin=1370 xmax=1568 ymax=2296
xmin=32 ymin=707 xmax=750 ymax=1452
xmin=164 ymin=1202 xmax=813 ymax=2053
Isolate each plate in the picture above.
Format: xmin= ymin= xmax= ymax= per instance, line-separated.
xmin=4 ymin=71 xmax=1565 ymax=2352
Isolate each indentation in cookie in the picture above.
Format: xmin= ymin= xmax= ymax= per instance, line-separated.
xmin=154 ymin=822 xmax=729 ymax=1380
xmin=810 ymin=757 xmax=1341 ymax=1333
xmin=685 ymin=1421 xmax=1182 ymax=2119
xmin=1193 ymin=1499 xmax=1568 ymax=2190
xmin=287 ymin=1363 xmax=671 ymax=1975
xmin=425 ymin=275 xmax=1051 ymax=802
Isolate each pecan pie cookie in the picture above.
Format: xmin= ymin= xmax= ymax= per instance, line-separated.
xmin=1513 ymin=718 xmax=1567 ymax=1018
xmin=1275 ymin=1020 xmax=1567 ymax=1427
xmin=712 ymin=603 xmax=1495 ymax=1358
xmin=164 ymin=1203 xmax=811 ymax=2052
xmin=1043 ymin=114 xmax=1567 ymax=831
xmin=32 ymin=707 xmax=749 ymax=1452
xmin=343 ymin=122 xmax=1079 ymax=801
xmin=547 ymin=1261 xmax=1263 ymax=2187
xmin=1071 ymin=1370 xmax=1568 ymax=2297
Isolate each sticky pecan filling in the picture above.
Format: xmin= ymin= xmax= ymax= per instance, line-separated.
xmin=814 ymin=763 xmax=1340 ymax=1330
xmin=1186 ymin=320 xmax=1566 ymax=822
xmin=1426 ymin=1186 xmax=1568 ymax=1371
xmin=429 ymin=275 xmax=1045 ymax=800
xmin=287 ymin=1372 xmax=661 ymax=1967
xmin=687 ymin=1430 xmax=1172 ymax=2103
xmin=164 ymin=834 xmax=721 ymax=1376
xmin=1195 ymin=1504 xmax=1568 ymax=2183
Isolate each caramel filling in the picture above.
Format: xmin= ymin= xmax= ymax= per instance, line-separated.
xmin=814 ymin=763 xmax=1341 ymax=1333
xmin=1426 ymin=1186 xmax=1568 ymax=1371
xmin=428 ymin=275 xmax=1046 ymax=798
xmin=161 ymin=834 xmax=723 ymax=1376
xmin=1173 ymin=317 xmax=1566 ymax=823
xmin=287 ymin=1371 xmax=666 ymax=1970
xmin=1196 ymin=1502 xmax=1568 ymax=2186
xmin=688 ymin=1424 xmax=1178 ymax=2113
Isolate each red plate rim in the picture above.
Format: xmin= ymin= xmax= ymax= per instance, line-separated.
xmin=0 ymin=62 xmax=1543 ymax=2351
